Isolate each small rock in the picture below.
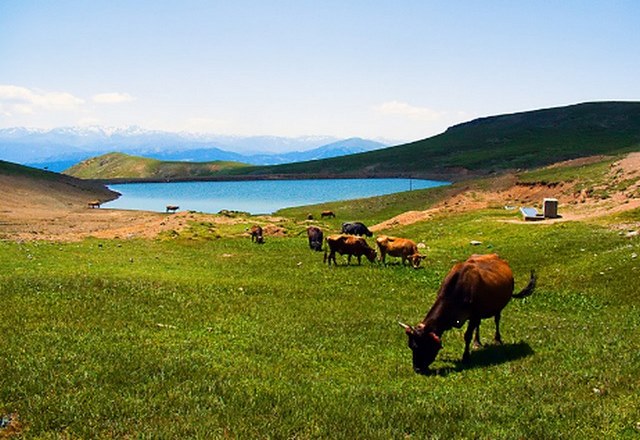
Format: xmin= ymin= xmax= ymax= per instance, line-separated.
xmin=470 ymin=240 xmax=482 ymax=246
xmin=592 ymin=387 xmax=602 ymax=395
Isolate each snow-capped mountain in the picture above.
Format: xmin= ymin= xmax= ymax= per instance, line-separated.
xmin=0 ymin=126 xmax=391 ymax=171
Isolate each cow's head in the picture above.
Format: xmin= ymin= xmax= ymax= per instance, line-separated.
xmin=399 ymin=322 xmax=442 ymax=373
xmin=365 ymin=248 xmax=377 ymax=262
xmin=409 ymin=254 xmax=426 ymax=269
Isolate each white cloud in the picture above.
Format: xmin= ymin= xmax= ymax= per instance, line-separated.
xmin=77 ymin=117 xmax=102 ymax=126
xmin=181 ymin=117 xmax=232 ymax=133
xmin=0 ymin=85 xmax=84 ymax=114
xmin=92 ymin=92 xmax=135 ymax=104
xmin=373 ymin=101 xmax=444 ymax=122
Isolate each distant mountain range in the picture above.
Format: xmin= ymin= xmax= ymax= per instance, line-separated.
xmin=0 ymin=126 xmax=390 ymax=172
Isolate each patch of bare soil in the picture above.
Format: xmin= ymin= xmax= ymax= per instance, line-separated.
xmin=372 ymin=152 xmax=640 ymax=231
xmin=0 ymin=412 xmax=23 ymax=439
xmin=0 ymin=173 xmax=270 ymax=241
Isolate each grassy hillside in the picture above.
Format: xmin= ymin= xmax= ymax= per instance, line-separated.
xmin=0 ymin=160 xmax=118 ymax=204
xmin=229 ymin=101 xmax=640 ymax=180
xmin=64 ymin=152 xmax=250 ymax=180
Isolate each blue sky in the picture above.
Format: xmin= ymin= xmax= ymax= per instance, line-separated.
xmin=1 ymin=1 xmax=639 ymax=143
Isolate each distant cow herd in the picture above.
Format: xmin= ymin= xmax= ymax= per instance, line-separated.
xmin=250 ymin=216 xmax=427 ymax=268
xmin=247 ymin=210 xmax=536 ymax=374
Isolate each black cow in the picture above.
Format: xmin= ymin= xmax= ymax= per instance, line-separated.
xmin=341 ymin=221 xmax=373 ymax=237
xmin=307 ymin=226 xmax=323 ymax=251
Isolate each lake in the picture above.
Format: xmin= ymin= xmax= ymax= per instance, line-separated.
xmin=105 ymin=179 xmax=448 ymax=215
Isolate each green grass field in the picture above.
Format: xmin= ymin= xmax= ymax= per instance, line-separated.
xmin=1 ymin=186 xmax=639 ymax=438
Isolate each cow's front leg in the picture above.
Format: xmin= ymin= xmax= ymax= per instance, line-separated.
xmin=473 ymin=324 xmax=482 ymax=349
xmin=494 ymin=313 xmax=503 ymax=345
xmin=463 ymin=319 xmax=480 ymax=363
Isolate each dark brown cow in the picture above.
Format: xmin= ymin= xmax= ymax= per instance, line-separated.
xmin=250 ymin=225 xmax=264 ymax=244
xmin=376 ymin=235 xmax=425 ymax=268
xmin=307 ymin=226 xmax=323 ymax=252
xmin=166 ymin=205 xmax=179 ymax=213
xmin=321 ymin=210 xmax=336 ymax=218
xmin=323 ymin=234 xmax=376 ymax=266
xmin=399 ymin=254 xmax=536 ymax=373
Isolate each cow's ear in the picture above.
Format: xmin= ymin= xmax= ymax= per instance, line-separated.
xmin=428 ymin=332 xmax=442 ymax=347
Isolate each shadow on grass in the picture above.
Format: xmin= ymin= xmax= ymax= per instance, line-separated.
xmin=428 ymin=341 xmax=534 ymax=376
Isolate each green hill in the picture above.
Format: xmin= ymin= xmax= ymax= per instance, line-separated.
xmin=0 ymin=160 xmax=118 ymax=205
xmin=64 ymin=152 xmax=250 ymax=180
xmin=228 ymin=101 xmax=640 ymax=180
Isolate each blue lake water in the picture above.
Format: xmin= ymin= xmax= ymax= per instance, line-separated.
xmin=106 ymin=179 xmax=448 ymax=214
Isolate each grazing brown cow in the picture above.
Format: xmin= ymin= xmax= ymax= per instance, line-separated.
xmin=307 ymin=226 xmax=323 ymax=252
xmin=88 ymin=200 xmax=101 ymax=209
xmin=376 ymin=235 xmax=425 ymax=268
xmin=321 ymin=210 xmax=336 ymax=218
xmin=250 ymin=225 xmax=264 ymax=244
xmin=323 ymin=234 xmax=376 ymax=266
xmin=166 ymin=205 xmax=179 ymax=213
xmin=399 ymin=254 xmax=536 ymax=373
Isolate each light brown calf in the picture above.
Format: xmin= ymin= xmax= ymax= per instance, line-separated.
xmin=375 ymin=235 xmax=425 ymax=268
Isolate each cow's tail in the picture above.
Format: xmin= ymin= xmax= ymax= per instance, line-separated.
xmin=513 ymin=270 xmax=536 ymax=299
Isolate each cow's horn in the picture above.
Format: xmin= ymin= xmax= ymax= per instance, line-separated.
xmin=398 ymin=321 xmax=413 ymax=331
